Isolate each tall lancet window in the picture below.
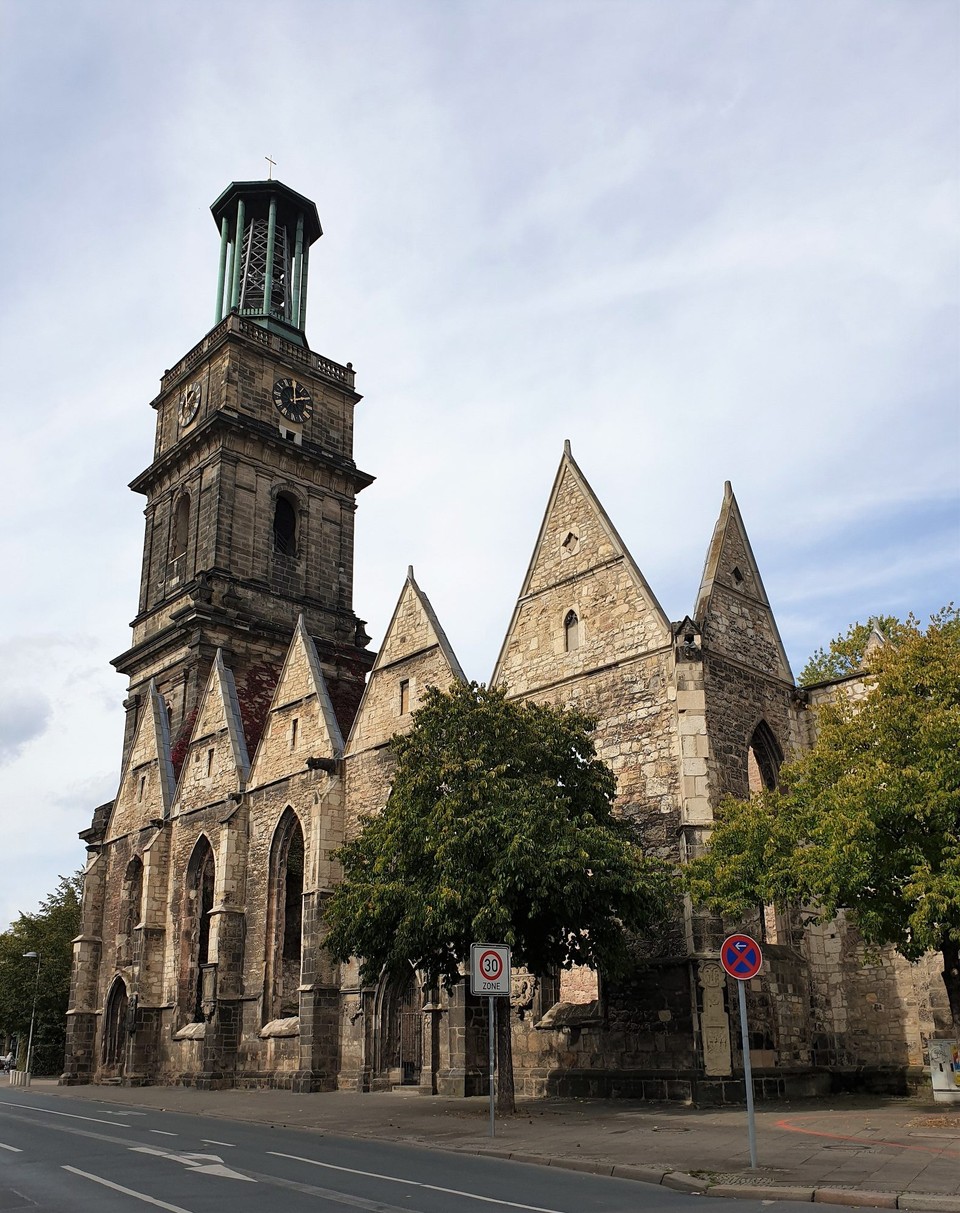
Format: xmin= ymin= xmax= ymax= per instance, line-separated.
xmin=118 ymin=856 xmax=143 ymax=967
xmin=171 ymin=495 xmax=190 ymax=559
xmin=564 ymin=609 xmax=580 ymax=652
xmin=185 ymin=836 xmax=215 ymax=1023
xmin=266 ymin=809 xmax=305 ymax=1021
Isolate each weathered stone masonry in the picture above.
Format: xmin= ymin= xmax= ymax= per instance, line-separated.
xmin=65 ymin=179 xmax=948 ymax=1102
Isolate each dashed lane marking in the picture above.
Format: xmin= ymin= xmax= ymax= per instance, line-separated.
xmin=0 ymin=1143 xmax=22 ymax=1152
xmin=201 ymin=1139 xmax=236 ymax=1147
xmin=62 ymin=1166 xmax=196 ymax=1212
xmin=149 ymin=1129 xmax=178 ymax=1136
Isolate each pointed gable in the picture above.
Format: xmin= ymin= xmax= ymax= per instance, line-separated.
xmin=174 ymin=651 xmax=250 ymax=811
xmin=694 ymin=481 xmax=793 ymax=682
xmin=345 ymin=568 xmax=465 ymax=760
xmin=492 ymin=442 xmax=671 ymax=694
xmin=247 ymin=616 xmax=344 ymax=790
xmin=105 ymin=682 xmax=176 ymax=841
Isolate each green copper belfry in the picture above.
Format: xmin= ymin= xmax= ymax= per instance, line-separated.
xmin=211 ymin=180 xmax=322 ymax=347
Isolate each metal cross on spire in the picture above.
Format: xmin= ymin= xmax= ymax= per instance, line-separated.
xmin=265 ymin=155 xmax=277 ymax=180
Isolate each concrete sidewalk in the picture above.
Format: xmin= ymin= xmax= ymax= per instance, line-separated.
xmin=29 ymin=1081 xmax=960 ymax=1210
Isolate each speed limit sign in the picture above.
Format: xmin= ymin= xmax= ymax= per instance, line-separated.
xmin=470 ymin=943 xmax=511 ymax=995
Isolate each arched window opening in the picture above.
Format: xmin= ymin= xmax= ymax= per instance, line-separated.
xmin=118 ymin=856 xmax=143 ymax=967
xmin=102 ymin=977 xmax=129 ymax=1074
xmin=564 ymin=610 xmax=580 ymax=653
xmin=747 ymin=721 xmax=783 ymax=793
xmin=747 ymin=722 xmax=786 ymax=945
xmin=282 ymin=826 xmax=304 ymax=963
xmin=171 ymin=495 xmax=190 ymax=559
xmin=377 ymin=966 xmax=423 ymax=1087
xmin=185 ymin=837 xmax=215 ymax=1023
xmin=273 ymin=494 xmax=297 ymax=557
xmin=265 ymin=809 xmax=305 ymax=1021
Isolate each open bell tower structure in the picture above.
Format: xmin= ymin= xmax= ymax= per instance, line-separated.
xmin=113 ymin=178 xmax=374 ymax=765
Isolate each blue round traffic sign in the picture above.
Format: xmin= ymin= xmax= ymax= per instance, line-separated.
xmin=720 ymin=933 xmax=763 ymax=980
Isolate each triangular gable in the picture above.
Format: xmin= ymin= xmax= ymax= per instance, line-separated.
xmin=345 ymin=568 xmax=465 ymax=757
xmin=694 ymin=481 xmax=793 ymax=682
xmin=173 ymin=651 xmax=250 ymax=810
xmin=105 ymin=681 xmax=176 ymax=841
xmin=247 ymin=616 xmax=344 ymax=790
xmin=492 ymin=442 xmax=671 ymax=692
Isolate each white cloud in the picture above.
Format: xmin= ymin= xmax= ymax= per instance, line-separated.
xmin=0 ymin=0 xmax=956 ymax=918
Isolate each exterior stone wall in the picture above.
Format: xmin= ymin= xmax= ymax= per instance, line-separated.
xmin=67 ymin=336 xmax=949 ymax=1102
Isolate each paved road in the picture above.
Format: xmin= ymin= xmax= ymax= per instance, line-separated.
xmin=0 ymin=1089 xmax=850 ymax=1213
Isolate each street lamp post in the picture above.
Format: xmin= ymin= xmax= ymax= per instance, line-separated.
xmin=22 ymin=951 xmax=42 ymax=1080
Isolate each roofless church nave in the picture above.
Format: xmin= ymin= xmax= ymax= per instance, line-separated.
xmin=64 ymin=178 xmax=948 ymax=1100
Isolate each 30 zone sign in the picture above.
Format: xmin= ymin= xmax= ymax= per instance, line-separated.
xmin=470 ymin=944 xmax=511 ymax=995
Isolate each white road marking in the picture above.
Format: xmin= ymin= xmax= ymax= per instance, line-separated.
xmin=103 ymin=1109 xmax=147 ymax=1116
xmin=62 ymin=1165 xmax=197 ymax=1212
xmin=201 ymin=1138 xmax=236 ymax=1147
xmin=268 ymin=1151 xmax=571 ymax=1212
xmin=0 ymin=1142 xmax=22 ymax=1152
xmin=0 ymin=1101 xmax=134 ymax=1128
xmin=131 ymin=1144 xmax=255 ymax=1183
xmin=149 ymin=1128 xmax=178 ymax=1136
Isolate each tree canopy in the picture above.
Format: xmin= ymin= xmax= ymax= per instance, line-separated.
xmin=798 ymin=614 xmax=905 ymax=686
xmin=688 ymin=608 xmax=960 ymax=1026
xmin=0 ymin=873 xmax=82 ymax=1074
xmin=325 ymin=682 xmax=674 ymax=992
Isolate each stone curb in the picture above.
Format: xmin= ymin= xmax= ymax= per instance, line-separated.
xmin=814 ymin=1190 xmax=898 ymax=1208
xmin=663 ymin=1171 xmax=711 ymax=1193
xmin=896 ymin=1199 xmax=960 ymax=1212
xmin=707 ymin=1185 xmax=816 ymax=1202
xmin=463 ymin=1151 xmax=960 ymax=1212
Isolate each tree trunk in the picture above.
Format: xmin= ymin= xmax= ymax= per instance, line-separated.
xmin=495 ymin=995 xmax=515 ymax=1114
xmin=942 ymin=936 xmax=960 ymax=1032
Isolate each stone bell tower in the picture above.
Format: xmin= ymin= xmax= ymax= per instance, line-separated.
xmin=113 ymin=178 xmax=374 ymax=765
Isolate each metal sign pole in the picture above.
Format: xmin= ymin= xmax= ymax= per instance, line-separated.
xmin=488 ymin=995 xmax=496 ymax=1138
xmin=737 ymin=979 xmax=758 ymax=1169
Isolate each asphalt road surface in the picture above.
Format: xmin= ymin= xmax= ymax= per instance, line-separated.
xmin=0 ymin=1088 xmax=845 ymax=1212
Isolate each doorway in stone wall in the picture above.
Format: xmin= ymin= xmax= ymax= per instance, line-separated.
xmin=101 ymin=977 xmax=129 ymax=1079
xmin=378 ymin=967 xmax=422 ymax=1088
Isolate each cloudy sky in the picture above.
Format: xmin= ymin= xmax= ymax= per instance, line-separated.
xmin=0 ymin=0 xmax=957 ymax=927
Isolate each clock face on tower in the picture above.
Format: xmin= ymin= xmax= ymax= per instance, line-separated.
xmin=178 ymin=382 xmax=202 ymax=427
xmin=273 ymin=378 xmax=313 ymax=423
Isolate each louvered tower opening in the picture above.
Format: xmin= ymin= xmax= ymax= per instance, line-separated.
xmin=238 ymin=218 xmax=292 ymax=320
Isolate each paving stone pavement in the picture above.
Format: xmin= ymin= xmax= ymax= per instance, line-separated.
xmin=26 ymin=1081 xmax=960 ymax=1209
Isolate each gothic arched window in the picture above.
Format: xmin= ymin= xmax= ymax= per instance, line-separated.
xmin=747 ymin=720 xmax=783 ymax=794
xmin=266 ymin=808 xmax=305 ymax=1020
xmin=118 ymin=856 xmax=143 ymax=967
xmin=273 ymin=494 xmax=298 ymax=557
xmin=564 ymin=610 xmax=580 ymax=652
xmin=171 ymin=494 xmax=190 ymax=559
xmin=185 ymin=836 xmax=215 ymax=1023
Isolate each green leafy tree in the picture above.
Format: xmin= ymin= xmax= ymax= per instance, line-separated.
xmin=799 ymin=614 xmax=905 ymax=685
xmin=325 ymin=682 xmax=675 ymax=1110
xmin=0 ymin=874 xmax=83 ymax=1075
xmin=688 ymin=608 xmax=960 ymax=1027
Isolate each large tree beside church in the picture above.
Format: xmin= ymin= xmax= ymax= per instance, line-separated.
xmin=687 ymin=608 xmax=960 ymax=1027
xmin=0 ymin=874 xmax=82 ymax=1074
xmin=325 ymin=681 xmax=676 ymax=1110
